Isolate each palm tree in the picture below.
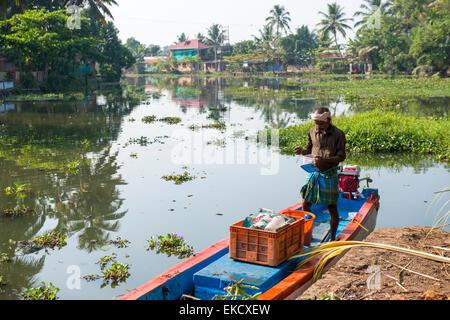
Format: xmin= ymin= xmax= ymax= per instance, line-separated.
xmin=205 ymin=24 xmax=224 ymax=71
xmin=353 ymin=0 xmax=390 ymax=28
xmin=70 ymin=0 xmax=118 ymax=24
xmin=177 ymin=32 xmax=188 ymax=43
xmin=265 ymin=4 xmax=291 ymax=38
xmin=253 ymin=24 xmax=274 ymax=44
xmin=317 ymin=2 xmax=353 ymax=57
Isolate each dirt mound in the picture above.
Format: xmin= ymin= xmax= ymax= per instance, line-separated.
xmin=297 ymin=226 xmax=450 ymax=300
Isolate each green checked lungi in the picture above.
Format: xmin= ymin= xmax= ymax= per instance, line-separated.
xmin=300 ymin=167 xmax=339 ymax=205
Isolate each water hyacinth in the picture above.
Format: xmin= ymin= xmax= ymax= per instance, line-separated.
xmin=21 ymin=282 xmax=59 ymax=300
xmin=262 ymin=109 xmax=449 ymax=161
xmin=17 ymin=231 xmax=67 ymax=253
xmin=83 ymin=253 xmax=131 ymax=288
xmin=147 ymin=233 xmax=194 ymax=259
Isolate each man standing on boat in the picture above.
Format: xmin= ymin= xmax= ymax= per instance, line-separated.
xmin=294 ymin=107 xmax=346 ymax=242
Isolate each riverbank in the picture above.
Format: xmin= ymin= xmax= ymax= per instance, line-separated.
xmin=263 ymin=109 xmax=450 ymax=161
xmin=297 ymin=226 xmax=450 ymax=300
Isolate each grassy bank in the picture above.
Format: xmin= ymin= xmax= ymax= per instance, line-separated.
xmin=263 ymin=110 xmax=449 ymax=161
xmin=303 ymin=77 xmax=450 ymax=98
xmin=4 ymin=92 xmax=87 ymax=102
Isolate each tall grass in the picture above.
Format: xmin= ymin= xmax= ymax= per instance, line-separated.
xmin=263 ymin=110 xmax=449 ymax=160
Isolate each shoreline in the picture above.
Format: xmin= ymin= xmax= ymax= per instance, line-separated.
xmin=297 ymin=226 xmax=450 ymax=300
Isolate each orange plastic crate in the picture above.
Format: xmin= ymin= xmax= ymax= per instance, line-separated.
xmin=229 ymin=216 xmax=304 ymax=267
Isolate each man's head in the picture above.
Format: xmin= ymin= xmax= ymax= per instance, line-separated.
xmin=311 ymin=107 xmax=331 ymax=130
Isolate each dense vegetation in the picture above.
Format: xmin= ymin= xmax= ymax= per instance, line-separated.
xmin=263 ymin=108 xmax=449 ymax=161
xmin=0 ymin=4 xmax=134 ymax=91
xmin=126 ymin=0 xmax=449 ymax=77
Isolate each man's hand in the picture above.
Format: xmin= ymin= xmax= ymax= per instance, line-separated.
xmin=313 ymin=156 xmax=325 ymax=170
xmin=294 ymin=146 xmax=303 ymax=155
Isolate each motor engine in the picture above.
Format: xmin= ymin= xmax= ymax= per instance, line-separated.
xmin=338 ymin=165 xmax=360 ymax=199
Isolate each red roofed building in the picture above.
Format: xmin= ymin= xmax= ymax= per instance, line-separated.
xmin=167 ymin=39 xmax=211 ymax=61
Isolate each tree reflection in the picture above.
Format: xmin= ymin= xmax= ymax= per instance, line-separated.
xmin=52 ymin=147 xmax=127 ymax=252
xmin=0 ymin=86 xmax=144 ymax=299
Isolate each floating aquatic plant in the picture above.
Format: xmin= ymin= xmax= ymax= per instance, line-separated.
xmin=213 ymin=279 xmax=261 ymax=300
xmin=159 ymin=117 xmax=182 ymax=125
xmin=142 ymin=115 xmax=157 ymax=123
xmin=21 ymin=282 xmax=59 ymax=300
xmin=0 ymin=253 xmax=11 ymax=263
xmin=161 ymin=171 xmax=195 ymax=184
xmin=83 ymin=253 xmax=131 ymax=288
xmin=2 ymin=207 xmax=35 ymax=217
xmin=189 ymin=122 xmax=227 ymax=131
xmin=17 ymin=231 xmax=67 ymax=253
xmin=5 ymin=182 xmax=29 ymax=200
xmin=65 ymin=161 xmax=81 ymax=174
xmin=108 ymin=237 xmax=130 ymax=248
xmin=147 ymin=233 xmax=194 ymax=259
xmin=127 ymin=136 xmax=150 ymax=146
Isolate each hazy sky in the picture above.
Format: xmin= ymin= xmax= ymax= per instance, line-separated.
xmin=109 ymin=0 xmax=363 ymax=47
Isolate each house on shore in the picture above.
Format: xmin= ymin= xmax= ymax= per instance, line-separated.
xmin=166 ymin=39 xmax=225 ymax=73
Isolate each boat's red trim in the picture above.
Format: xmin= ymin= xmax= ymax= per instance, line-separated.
xmin=257 ymin=194 xmax=380 ymax=300
xmin=120 ymin=195 xmax=379 ymax=300
xmin=119 ymin=238 xmax=229 ymax=300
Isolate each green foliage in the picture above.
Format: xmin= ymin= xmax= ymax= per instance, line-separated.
xmin=232 ymin=40 xmax=257 ymax=55
xmin=161 ymin=171 xmax=195 ymax=185
xmin=21 ymin=282 xmax=59 ymax=300
xmin=18 ymin=231 xmax=68 ymax=252
xmin=65 ymin=161 xmax=81 ymax=174
xmin=2 ymin=207 xmax=34 ymax=217
xmin=349 ymin=0 xmax=450 ymax=75
xmin=213 ymin=279 xmax=261 ymax=300
xmin=5 ymin=182 xmax=29 ymax=200
xmin=159 ymin=116 xmax=182 ymax=125
xmin=83 ymin=253 xmax=131 ymax=288
xmin=264 ymin=109 xmax=449 ymax=160
xmin=189 ymin=122 xmax=227 ymax=131
xmin=279 ymin=25 xmax=318 ymax=66
xmin=108 ymin=236 xmax=130 ymax=248
xmin=142 ymin=115 xmax=157 ymax=123
xmin=0 ymin=253 xmax=11 ymax=263
xmin=147 ymin=233 xmax=194 ymax=259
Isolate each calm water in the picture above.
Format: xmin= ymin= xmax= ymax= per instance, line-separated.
xmin=0 ymin=76 xmax=448 ymax=300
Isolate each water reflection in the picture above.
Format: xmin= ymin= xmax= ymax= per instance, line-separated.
xmin=52 ymin=147 xmax=127 ymax=252
xmin=0 ymin=76 xmax=447 ymax=300
xmin=0 ymin=86 xmax=145 ymax=299
xmin=129 ymin=76 xmax=449 ymax=127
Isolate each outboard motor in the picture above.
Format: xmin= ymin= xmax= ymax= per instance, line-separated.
xmin=338 ymin=165 xmax=360 ymax=199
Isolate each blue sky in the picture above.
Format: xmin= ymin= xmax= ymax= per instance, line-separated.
xmin=109 ymin=0 xmax=363 ymax=47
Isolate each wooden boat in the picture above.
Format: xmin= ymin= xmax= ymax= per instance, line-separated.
xmin=119 ymin=188 xmax=380 ymax=300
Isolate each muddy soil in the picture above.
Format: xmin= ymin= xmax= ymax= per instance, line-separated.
xmin=297 ymin=226 xmax=449 ymax=300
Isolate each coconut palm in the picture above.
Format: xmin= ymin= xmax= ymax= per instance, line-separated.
xmin=253 ymin=24 xmax=274 ymax=44
xmin=353 ymin=0 xmax=391 ymax=28
xmin=205 ymin=23 xmax=224 ymax=71
xmin=317 ymin=2 xmax=353 ymax=57
xmin=265 ymin=4 xmax=291 ymax=38
xmin=177 ymin=32 xmax=188 ymax=43
xmin=69 ymin=0 xmax=118 ymax=24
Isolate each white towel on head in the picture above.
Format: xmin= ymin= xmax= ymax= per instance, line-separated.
xmin=311 ymin=111 xmax=331 ymax=121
